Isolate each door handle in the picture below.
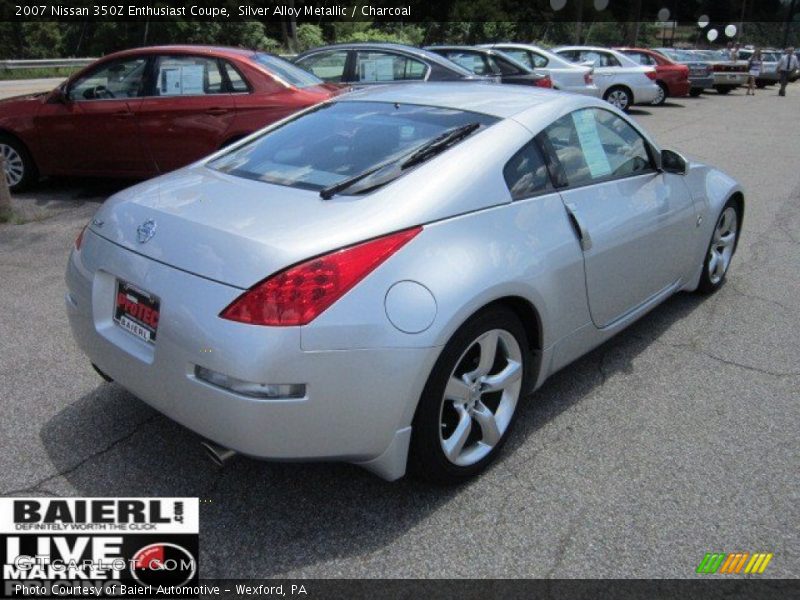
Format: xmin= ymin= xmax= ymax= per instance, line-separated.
xmin=113 ymin=110 xmax=134 ymax=118
xmin=205 ymin=107 xmax=229 ymax=115
xmin=564 ymin=202 xmax=593 ymax=252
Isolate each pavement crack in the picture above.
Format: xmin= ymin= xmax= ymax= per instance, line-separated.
xmin=545 ymin=506 xmax=586 ymax=578
xmin=0 ymin=415 xmax=159 ymax=496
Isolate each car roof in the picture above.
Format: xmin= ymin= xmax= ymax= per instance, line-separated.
xmin=332 ymin=82 xmax=569 ymax=119
xmin=294 ymin=43 xmax=473 ymax=74
xmin=105 ymin=45 xmax=257 ymax=60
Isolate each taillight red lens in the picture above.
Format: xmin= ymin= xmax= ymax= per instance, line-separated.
xmin=220 ymin=226 xmax=423 ymax=326
xmin=584 ymin=72 xmax=593 ymax=85
xmin=535 ymin=75 xmax=553 ymax=88
xmin=645 ymin=70 xmax=657 ymax=80
xmin=75 ymin=226 xmax=86 ymax=250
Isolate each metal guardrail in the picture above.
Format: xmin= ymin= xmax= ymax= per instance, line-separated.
xmin=0 ymin=58 xmax=97 ymax=70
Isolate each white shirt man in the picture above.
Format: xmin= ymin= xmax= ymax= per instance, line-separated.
xmin=777 ymin=48 xmax=799 ymax=96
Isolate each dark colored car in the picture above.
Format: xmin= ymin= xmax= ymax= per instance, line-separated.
xmin=615 ymin=47 xmax=691 ymax=104
xmin=0 ymin=45 xmax=339 ymax=191
xmin=424 ymin=46 xmax=553 ymax=88
xmin=293 ymin=43 xmax=490 ymax=86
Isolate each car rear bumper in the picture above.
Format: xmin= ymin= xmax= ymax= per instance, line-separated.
xmin=689 ymin=75 xmax=714 ymax=89
xmin=559 ymin=84 xmax=602 ymax=98
xmin=713 ymin=72 xmax=747 ymax=86
xmin=633 ymin=83 xmax=660 ymax=105
xmin=65 ymin=230 xmax=438 ymax=479
xmin=668 ymin=80 xmax=691 ymax=97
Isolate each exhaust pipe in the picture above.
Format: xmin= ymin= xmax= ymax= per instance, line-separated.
xmin=201 ymin=440 xmax=237 ymax=467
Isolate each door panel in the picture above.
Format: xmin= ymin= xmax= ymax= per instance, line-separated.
xmin=34 ymin=56 xmax=151 ymax=176
xmin=542 ymin=107 xmax=696 ymax=327
xmin=559 ymin=173 xmax=695 ymax=327
xmin=135 ymin=55 xmax=236 ymax=173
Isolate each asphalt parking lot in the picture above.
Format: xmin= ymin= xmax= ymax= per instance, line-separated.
xmin=1 ymin=85 xmax=798 ymax=579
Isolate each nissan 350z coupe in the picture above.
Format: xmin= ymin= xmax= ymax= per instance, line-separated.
xmin=66 ymin=84 xmax=744 ymax=483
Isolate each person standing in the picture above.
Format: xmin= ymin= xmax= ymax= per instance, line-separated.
xmin=777 ymin=47 xmax=799 ymax=96
xmin=746 ymin=49 xmax=762 ymax=95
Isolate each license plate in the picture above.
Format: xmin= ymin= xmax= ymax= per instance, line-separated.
xmin=114 ymin=280 xmax=160 ymax=344
xmin=728 ymin=74 xmax=738 ymax=80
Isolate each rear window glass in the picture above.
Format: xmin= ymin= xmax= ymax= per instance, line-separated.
xmin=209 ymin=101 xmax=497 ymax=191
xmin=253 ymin=53 xmax=323 ymax=88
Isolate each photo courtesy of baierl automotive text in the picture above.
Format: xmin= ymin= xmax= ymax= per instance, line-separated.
xmin=0 ymin=0 xmax=798 ymax=596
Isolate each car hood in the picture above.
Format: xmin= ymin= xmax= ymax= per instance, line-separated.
xmin=0 ymin=92 xmax=47 ymax=110
xmin=88 ymin=118 xmax=532 ymax=288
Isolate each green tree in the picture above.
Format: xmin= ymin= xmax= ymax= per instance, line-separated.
xmin=19 ymin=22 xmax=63 ymax=58
xmin=296 ymin=23 xmax=324 ymax=52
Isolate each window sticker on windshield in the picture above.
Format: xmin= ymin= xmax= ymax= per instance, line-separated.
xmin=159 ymin=65 xmax=204 ymax=96
xmin=571 ymin=110 xmax=612 ymax=178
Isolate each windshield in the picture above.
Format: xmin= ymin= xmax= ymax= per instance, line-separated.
xmin=253 ymin=53 xmax=324 ymax=88
xmin=209 ymin=101 xmax=497 ymax=192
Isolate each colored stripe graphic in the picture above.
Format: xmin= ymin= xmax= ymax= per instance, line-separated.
xmin=697 ymin=553 xmax=726 ymax=574
xmin=745 ymin=553 xmax=774 ymax=574
xmin=698 ymin=552 xmax=773 ymax=574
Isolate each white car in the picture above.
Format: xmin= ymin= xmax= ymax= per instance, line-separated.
xmin=479 ymin=43 xmax=601 ymax=97
xmin=553 ymin=46 xmax=660 ymax=111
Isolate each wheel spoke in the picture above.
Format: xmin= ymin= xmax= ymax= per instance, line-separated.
xmin=472 ymin=401 xmax=501 ymax=446
xmin=468 ymin=331 xmax=499 ymax=379
xmin=718 ymin=232 xmax=735 ymax=248
xmin=481 ymin=360 xmax=522 ymax=393
xmin=442 ymin=407 xmax=472 ymax=461
xmin=445 ymin=376 xmax=471 ymax=404
xmin=708 ymin=251 xmax=719 ymax=277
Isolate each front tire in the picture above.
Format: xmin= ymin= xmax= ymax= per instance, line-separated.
xmin=0 ymin=134 xmax=37 ymax=193
xmin=715 ymin=85 xmax=733 ymax=95
xmin=603 ymin=86 xmax=632 ymax=112
xmin=697 ymin=201 xmax=740 ymax=294
xmin=409 ymin=306 xmax=530 ymax=484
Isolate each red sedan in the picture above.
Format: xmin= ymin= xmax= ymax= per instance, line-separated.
xmin=0 ymin=46 xmax=339 ymax=191
xmin=615 ymin=47 xmax=690 ymax=105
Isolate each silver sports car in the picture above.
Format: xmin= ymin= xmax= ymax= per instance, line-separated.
xmin=66 ymin=84 xmax=743 ymax=483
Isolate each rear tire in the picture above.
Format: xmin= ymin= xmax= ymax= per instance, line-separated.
xmin=0 ymin=134 xmax=37 ymax=193
xmin=651 ymin=81 xmax=668 ymax=105
xmin=409 ymin=306 xmax=530 ymax=484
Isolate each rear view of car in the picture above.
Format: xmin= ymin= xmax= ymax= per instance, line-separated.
xmin=480 ymin=43 xmax=600 ymax=97
xmin=425 ymin=46 xmax=553 ymax=88
xmin=654 ymin=48 xmax=714 ymax=96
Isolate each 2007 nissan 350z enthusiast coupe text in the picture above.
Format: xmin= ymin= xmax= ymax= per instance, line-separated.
xmin=66 ymin=84 xmax=744 ymax=483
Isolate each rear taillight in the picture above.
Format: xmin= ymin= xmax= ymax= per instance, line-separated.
xmin=584 ymin=72 xmax=593 ymax=85
xmin=75 ymin=226 xmax=86 ymax=250
xmin=220 ymin=226 xmax=423 ymax=326
xmin=645 ymin=70 xmax=657 ymax=80
xmin=534 ymin=75 xmax=553 ymax=88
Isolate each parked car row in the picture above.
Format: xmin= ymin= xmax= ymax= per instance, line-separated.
xmin=0 ymin=41 xmax=761 ymax=192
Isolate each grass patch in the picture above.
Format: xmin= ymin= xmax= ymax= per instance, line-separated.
xmin=0 ymin=67 xmax=79 ymax=81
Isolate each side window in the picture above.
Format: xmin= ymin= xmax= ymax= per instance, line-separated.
xmin=503 ymin=139 xmax=551 ymax=200
xmin=529 ymin=52 xmax=549 ymax=68
xmin=223 ymin=62 xmax=250 ymax=92
xmin=155 ymin=56 xmax=226 ymax=96
xmin=355 ymin=51 xmax=427 ymax=82
xmin=627 ymin=52 xmax=654 ymax=66
xmin=542 ymin=108 xmax=652 ymax=187
xmin=68 ymin=57 xmax=148 ymax=101
xmin=502 ymin=49 xmax=534 ymax=68
xmin=295 ymin=51 xmax=348 ymax=82
xmin=444 ymin=51 xmax=492 ymax=75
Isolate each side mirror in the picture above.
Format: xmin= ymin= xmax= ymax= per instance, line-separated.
xmin=661 ymin=149 xmax=687 ymax=175
xmin=47 ymin=86 xmax=69 ymax=105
